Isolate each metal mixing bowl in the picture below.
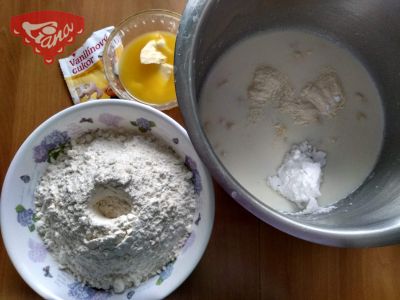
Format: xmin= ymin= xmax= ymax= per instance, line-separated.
xmin=175 ymin=0 xmax=400 ymax=247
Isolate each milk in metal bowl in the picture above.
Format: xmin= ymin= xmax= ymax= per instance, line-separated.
xmin=199 ymin=29 xmax=384 ymax=213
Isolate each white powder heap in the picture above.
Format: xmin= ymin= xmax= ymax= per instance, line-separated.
xmin=268 ymin=141 xmax=333 ymax=214
xmin=247 ymin=66 xmax=345 ymax=124
xmin=35 ymin=129 xmax=196 ymax=293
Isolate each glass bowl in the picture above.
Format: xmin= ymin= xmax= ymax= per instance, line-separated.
xmin=103 ymin=10 xmax=181 ymax=110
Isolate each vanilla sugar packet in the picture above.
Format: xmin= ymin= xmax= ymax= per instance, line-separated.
xmin=59 ymin=26 xmax=117 ymax=104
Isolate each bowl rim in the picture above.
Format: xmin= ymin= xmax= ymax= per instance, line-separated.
xmin=1 ymin=99 xmax=215 ymax=299
xmin=103 ymin=9 xmax=181 ymax=111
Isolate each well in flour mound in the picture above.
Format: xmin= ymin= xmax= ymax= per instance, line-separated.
xmin=34 ymin=129 xmax=197 ymax=293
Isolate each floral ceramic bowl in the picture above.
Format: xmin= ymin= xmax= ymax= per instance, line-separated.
xmin=1 ymin=99 xmax=214 ymax=300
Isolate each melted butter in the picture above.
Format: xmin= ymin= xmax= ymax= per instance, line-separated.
xmin=119 ymin=31 xmax=176 ymax=106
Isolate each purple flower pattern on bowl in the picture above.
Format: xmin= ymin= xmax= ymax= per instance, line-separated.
xmin=20 ymin=175 xmax=30 ymax=183
xmin=194 ymin=213 xmax=201 ymax=225
xmin=126 ymin=290 xmax=135 ymax=299
xmin=28 ymin=238 xmax=47 ymax=262
xmin=68 ymin=282 xmax=111 ymax=300
xmin=131 ymin=117 xmax=156 ymax=133
xmin=33 ymin=130 xmax=71 ymax=163
xmin=16 ymin=205 xmax=39 ymax=232
xmin=43 ymin=265 xmax=53 ymax=278
xmin=184 ymin=156 xmax=202 ymax=195
xmin=156 ymin=262 xmax=174 ymax=285
xmin=80 ymin=117 xmax=93 ymax=123
xmin=98 ymin=113 xmax=123 ymax=127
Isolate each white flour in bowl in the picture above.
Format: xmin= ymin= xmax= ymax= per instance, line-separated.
xmin=34 ymin=129 xmax=196 ymax=293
